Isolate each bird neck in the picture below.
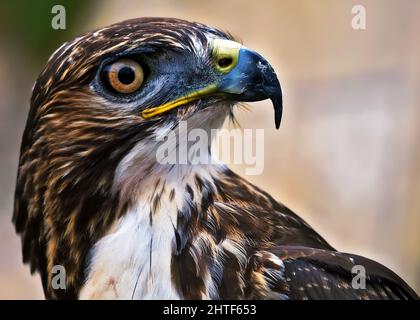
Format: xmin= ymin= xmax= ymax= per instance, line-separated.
xmin=81 ymin=113 xmax=230 ymax=299
xmin=80 ymin=160 xmax=224 ymax=299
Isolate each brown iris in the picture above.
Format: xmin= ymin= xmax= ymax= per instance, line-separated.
xmin=105 ymin=59 xmax=144 ymax=94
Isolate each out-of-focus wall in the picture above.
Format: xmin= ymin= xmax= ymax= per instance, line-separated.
xmin=0 ymin=0 xmax=419 ymax=299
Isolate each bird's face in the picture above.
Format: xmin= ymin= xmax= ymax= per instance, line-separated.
xmin=32 ymin=18 xmax=281 ymax=152
xmin=25 ymin=18 xmax=282 ymax=196
xmin=89 ymin=20 xmax=282 ymax=130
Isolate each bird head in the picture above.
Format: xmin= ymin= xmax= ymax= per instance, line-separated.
xmin=31 ymin=17 xmax=282 ymax=145
xmin=24 ymin=17 xmax=283 ymax=206
xmin=14 ymin=17 xmax=282 ymax=297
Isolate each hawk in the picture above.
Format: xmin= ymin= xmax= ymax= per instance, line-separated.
xmin=13 ymin=17 xmax=418 ymax=300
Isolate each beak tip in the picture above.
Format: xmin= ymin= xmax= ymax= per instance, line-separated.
xmin=275 ymin=112 xmax=281 ymax=129
xmin=271 ymin=96 xmax=283 ymax=130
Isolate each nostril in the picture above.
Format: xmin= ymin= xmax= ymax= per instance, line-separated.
xmin=217 ymin=57 xmax=233 ymax=69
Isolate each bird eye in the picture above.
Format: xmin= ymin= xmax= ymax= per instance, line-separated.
xmin=102 ymin=59 xmax=144 ymax=94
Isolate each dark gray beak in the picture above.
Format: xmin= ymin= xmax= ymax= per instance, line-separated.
xmin=218 ymin=47 xmax=283 ymax=129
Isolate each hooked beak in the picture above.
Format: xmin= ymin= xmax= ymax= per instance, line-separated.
xmin=141 ymin=39 xmax=283 ymax=129
xmin=216 ymin=41 xmax=283 ymax=129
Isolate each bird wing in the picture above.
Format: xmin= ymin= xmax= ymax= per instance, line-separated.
xmin=246 ymin=246 xmax=418 ymax=300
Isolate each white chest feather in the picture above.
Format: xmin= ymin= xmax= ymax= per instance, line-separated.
xmin=79 ymin=114 xmax=228 ymax=299
xmin=79 ymin=198 xmax=180 ymax=300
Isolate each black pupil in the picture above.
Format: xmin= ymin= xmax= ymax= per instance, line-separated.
xmin=118 ymin=66 xmax=135 ymax=85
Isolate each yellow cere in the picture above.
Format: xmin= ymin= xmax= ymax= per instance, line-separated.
xmin=211 ymin=39 xmax=241 ymax=73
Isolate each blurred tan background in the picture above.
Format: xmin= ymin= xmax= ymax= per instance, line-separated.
xmin=0 ymin=0 xmax=419 ymax=299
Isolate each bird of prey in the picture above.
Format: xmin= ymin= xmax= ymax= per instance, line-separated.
xmin=13 ymin=17 xmax=418 ymax=300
